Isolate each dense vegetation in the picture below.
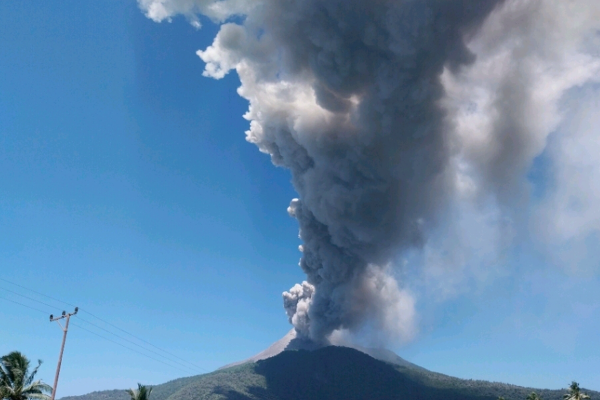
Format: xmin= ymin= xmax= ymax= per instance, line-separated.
xmin=59 ymin=346 xmax=598 ymax=400
xmin=0 ymin=352 xmax=51 ymax=400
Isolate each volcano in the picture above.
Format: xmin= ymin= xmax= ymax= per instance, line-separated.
xmin=61 ymin=332 xmax=599 ymax=400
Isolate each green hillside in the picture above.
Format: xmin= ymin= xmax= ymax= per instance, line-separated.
xmin=61 ymin=347 xmax=598 ymax=400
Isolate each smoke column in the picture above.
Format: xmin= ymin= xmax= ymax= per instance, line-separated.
xmin=140 ymin=0 xmax=600 ymax=345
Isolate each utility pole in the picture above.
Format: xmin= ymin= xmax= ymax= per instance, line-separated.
xmin=50 ymin=307 xmax=78 ymax=400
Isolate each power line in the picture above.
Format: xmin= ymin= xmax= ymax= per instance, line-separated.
xmin=78 ymin=309 xmax=207 ymax=372
xmin=0 ymin=277 xmax=208 ymax=373
xmin=0 ymin=294 xmax=201 ymax=375
xmin=70 ymin=322 xmax=194 ymax=375
xmin=0 ymin=286 xmax=60 ymax=311
xmin=75 ymin=315 xmax=200 ymax=374
xmin=0 ymin=277 xmax=77 ymax=308
xmin=0 ymin=295 xmax=51 ymax=314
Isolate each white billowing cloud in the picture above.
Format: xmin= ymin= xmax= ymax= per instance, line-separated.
xmin=197 ymin=22 xmax=279 ymax=80
xmin=283 ymin=281 xmax=314 ymax=337
xmin=141 ymin=0 xmax=600 ymax=345
xmin=138 ymin=0 xmax=254 ymax=27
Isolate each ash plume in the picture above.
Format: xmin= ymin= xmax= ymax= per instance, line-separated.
xmin=140 ymin=0 xmax=600 ymax=345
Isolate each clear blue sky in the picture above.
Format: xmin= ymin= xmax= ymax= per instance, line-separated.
xmin=1 ymin=1 xmax=599 ymax=397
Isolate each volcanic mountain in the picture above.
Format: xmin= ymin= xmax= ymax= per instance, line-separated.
xmin=61 ymin=332 xmax=599 ymax=400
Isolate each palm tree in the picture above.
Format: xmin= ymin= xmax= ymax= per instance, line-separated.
xmin=563 ymin=382 xmax=590 ymax=400
xmin=126 ymin=384 xmax=152 ymax=400
xmin=0 ymin=351 xmax=51 ymax=400
xmin=527 ymin=392 xmax=542 ymax=400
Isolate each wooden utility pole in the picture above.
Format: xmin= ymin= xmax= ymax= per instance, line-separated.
xmin=50 ymin=307 xmax=78 ymax=400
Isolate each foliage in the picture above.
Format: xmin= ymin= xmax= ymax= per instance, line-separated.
xmin=527 ymin=392 xmax=542 ymax=400
xmin=0 ymin=352 xmax=52 ymax=400
xmin=126 ymin=385 xmax=152 ymax=400
xmin=564 ymin=382 xmax=590 ymax=400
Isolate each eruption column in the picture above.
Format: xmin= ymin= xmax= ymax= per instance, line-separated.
xmin=139 ymin=0 xmax=600 ymax=345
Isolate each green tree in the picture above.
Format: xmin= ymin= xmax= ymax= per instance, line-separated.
xmin=527 ymin=392 xmax=542 ymax=400
xmin=563 ymin=382 xmax=590 ymax=400
xmin=0 ymin=351 xmax=51 ymax=400
xmin=126 ymin=384 xmax=152 ymax=400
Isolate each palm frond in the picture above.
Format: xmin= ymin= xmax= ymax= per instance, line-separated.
xmin=23 ymin=380 xmax=52 ymax=395
xmin=2 ymin=352 xmax=29 ymax=388
xmin=126 ymin=384 xmax=152 ymax=400
xmin=25 ymin=361 xmax=42 ymax=387
xmin=0 ymin=352 xmax=52 ymax=400
xmin=26 ymin=393 xmax=51 ymax=400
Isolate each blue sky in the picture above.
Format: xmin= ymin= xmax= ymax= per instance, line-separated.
xmin=1 ymin=1 xmax=599 ymax=396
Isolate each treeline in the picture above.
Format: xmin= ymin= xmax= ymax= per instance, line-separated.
xmin=498 ymin=382 xmax=591 ymax=400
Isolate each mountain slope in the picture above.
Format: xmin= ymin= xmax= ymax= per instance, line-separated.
xmin=219 ymin=329 xmax=423 ymax=371
xmin=61 ymin=347 xmax=598 ymax=400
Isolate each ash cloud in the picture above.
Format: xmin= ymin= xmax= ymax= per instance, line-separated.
xmin=139 ymin=0 xmax=600 ymax=345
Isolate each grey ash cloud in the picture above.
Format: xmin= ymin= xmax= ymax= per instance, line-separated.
xmin=140 ymin=0 xmax=600 ymax=345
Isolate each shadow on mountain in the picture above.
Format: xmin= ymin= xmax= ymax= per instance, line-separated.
xmin=227 ymin=346 xmax=492 ymax=400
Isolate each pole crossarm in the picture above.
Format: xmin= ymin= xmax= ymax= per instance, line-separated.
xmin=49 ymin=307 xmax=78 ymax=400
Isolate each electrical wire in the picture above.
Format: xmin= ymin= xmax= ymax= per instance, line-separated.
xmin=78 ymin=309 xmax=207 ymax=372
xmin=0 ymin=295 xmax=51 ymax=315
xmin=0 ymin=286 xmax=62 ymax=312
xmin=0 ymin=276 xmax=205 ymax=371
xmin=0 ymin=278 xmax=208 ymax=374
xmin=75 ymin=315 xmax=200 ymax=373
xmin=0 ymin=277 xmax=77 ymax=308
xmin=69 ymin=322 xmax=194 ymax=375
xmin=0 ymin=293 xmax=200 ymax=375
